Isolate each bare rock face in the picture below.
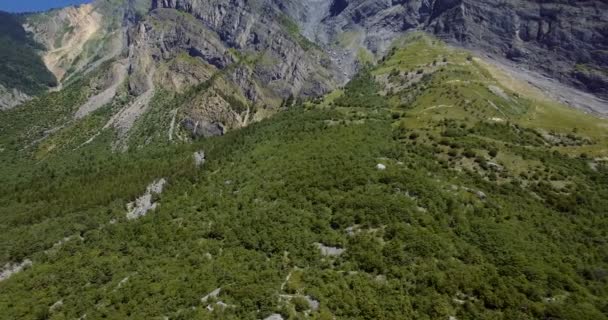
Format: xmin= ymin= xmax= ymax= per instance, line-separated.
xmin=0 ymin=85 xmax=31 ymax=111
xmin=149 ymin=0 xmax=337 ymax=98
xmin=282 ymin=0 xmax=608 ymax=99
xmin=429 ymin=0 xmax=608 ymax=98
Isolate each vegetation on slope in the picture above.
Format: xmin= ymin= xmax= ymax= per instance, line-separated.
xmin=0 ymin=33 xmax=606 ymax=320
xmin=0 ymin=11 xmax=57 ymax=95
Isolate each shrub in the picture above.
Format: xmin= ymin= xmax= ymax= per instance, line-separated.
xmin=463 ymin=149 xmax=476 ymax=158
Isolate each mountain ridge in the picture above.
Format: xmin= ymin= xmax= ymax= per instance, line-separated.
xmin=2 ymin=0 xmax=606 ymax=112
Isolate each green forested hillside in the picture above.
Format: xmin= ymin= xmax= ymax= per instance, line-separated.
xmin=0 ymin=34 xmax=607 ymax=319
xmin=0 ymin=11 xmax=56 ymax=95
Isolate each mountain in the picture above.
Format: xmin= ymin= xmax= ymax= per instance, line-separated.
xmin=0 ymin=1 xmax=607 ymax=319
xmin=0 ymin=11 xmax=57 ymax=109
xmin=2 ymin=0 xmax=605 ymax=134
xmin=281 ymin=0 xmax=608 ymax=99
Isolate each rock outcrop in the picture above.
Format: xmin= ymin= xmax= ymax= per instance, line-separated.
xmin=0 ymin=85 xmax=30 ymax=111
xmin=0 ymin=259 xmax=32 ymax=282
xmin=126 ymin=178 xmax=167 ymax=220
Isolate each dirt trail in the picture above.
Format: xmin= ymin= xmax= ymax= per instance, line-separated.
xmin=168 ymin=109 xmax=178 ymax=141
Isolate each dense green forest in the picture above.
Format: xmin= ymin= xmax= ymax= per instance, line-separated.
xmin=0 ymin=34 xmax=607 ymax=319
xmin=0 ymin=11 xmax=56 ymax=95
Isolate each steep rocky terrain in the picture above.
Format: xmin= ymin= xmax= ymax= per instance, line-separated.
xmin=4 ymin=0 xmax=604 ymax=136
xmin=429 ymin=0 xmax=608 ymax=99
xmin=12 ymin=0 xmax=340 ymax=149
xmin=0 ymin=11 xmax=57 ymax=109
xmin=279 ymin=0 xmax=608 ymax=100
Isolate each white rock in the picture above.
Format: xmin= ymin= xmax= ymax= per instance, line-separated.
xmin=345 ymin=225 xmax=359 ymax=236
xmin=194 ymin=151 xmax=206 ymax=167
xmin=49 ymin=299 xmax=63 ymax=312
xmin=0 ymin=259 xmax=32 ymax=282
xmin=201 ymin=288 xmax=221 ymax=303
xmin=117 ymin=276 xmax=129 ymax=289
xmin=126 ymin=178 xmax=167 ymax=220
xmin=315 ymin=243 xmax=345 ymax=256
xmin=305 ymin=295 xmax=320 ymax=311
xmin=376 ymin=163 xmax=386 ymax=170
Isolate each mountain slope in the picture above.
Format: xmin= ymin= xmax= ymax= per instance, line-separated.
xmin=10 ymin=0 xmax=341 ymax=151
xmin=3 ymin=0 xmax=603 ymax=151
xmin=280 ymin=0 xmax=608 ymax=100
xmin=1 ymin=32 xmax=607 ymax=319
xmin=0 ymin=11 xmax=57 ymax=109
xmin=0 ymin=2 xmax=607 ymax=319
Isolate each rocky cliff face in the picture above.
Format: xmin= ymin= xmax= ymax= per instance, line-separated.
xmin=0 ymin=11 xmax=57 ymax=109
xmin=149 ymin=0 xmax=337 ymax=97
xmin=429 ymin=0 xmax=608 ymax=99
xmin=278 ymin=0 xmax=608 ymax=98
xmin=123 ymin=0 xmax=338 ymax=142
xmin=15 ymin=0 xmax=339 ymax=148
xmin=23 ymin=0 xmax=608 ymax=102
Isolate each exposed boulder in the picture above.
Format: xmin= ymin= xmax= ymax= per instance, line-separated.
xmin=315 ymin=243 xmax=345 ymax=256
xmin=200 ymin=288 xmax=221 ymax=303
xmin=194 ymin=150 xmax=206 ymax=167
xmin=126 ymin=178 xmax=167 ymax=220
xmin=0 ymin=259 xmax=32 ymax=282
